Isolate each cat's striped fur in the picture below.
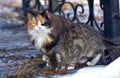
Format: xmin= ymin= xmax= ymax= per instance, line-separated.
xmin=47 ymin=23 xmax=111 ymax=70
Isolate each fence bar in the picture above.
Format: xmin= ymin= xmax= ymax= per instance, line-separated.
xmin=22 ymin=0 xmax=29 ymax=22
xmin=49 ymin=0 xmax=59 ymax=13
xmin=103 ymin=0 xmax=120 ymax=44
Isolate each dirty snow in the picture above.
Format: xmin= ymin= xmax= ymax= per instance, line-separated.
xmin=60 ymin=57 xmax=120 ymax=78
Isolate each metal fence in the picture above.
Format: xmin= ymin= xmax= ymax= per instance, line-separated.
xmin=22 ymin=0 xmax=120 ymax=45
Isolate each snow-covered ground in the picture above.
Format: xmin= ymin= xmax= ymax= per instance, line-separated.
xmin=60 ymin=57 xmax=120 ymax=78
xmin=38 ymin=57 xmax=120 ymax=78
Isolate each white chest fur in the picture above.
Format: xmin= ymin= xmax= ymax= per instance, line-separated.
xmin=28 ymin=21 xmax=52 ymax=51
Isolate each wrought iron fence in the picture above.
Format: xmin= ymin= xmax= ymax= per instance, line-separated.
xmin=22 ymin=0 xmax=120 ymax=45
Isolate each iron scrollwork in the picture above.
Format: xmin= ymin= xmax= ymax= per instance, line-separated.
xmin=57 ymin=2 xmax=84 ymax=23
xmin=23 ymin=0 xmax=104 ymax=34
xmin=86 ymin=0 xmax=104 ymax=34
xmin=22 ymin=0 xmax=45 ymax=22
xmin=48 ymin=0 xmax=84 ymax=23
xmin=49 ymin=0 xmax=104 ymax=34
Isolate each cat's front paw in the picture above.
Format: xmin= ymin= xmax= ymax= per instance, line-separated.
xmin=55 ymin=66 xmax=74 ymax=71
xmin=86 ymin=62 xmax=95 ymax=66
xmin=67 ymin=66 xmax=75 ymax=70
xmin=86 ymin=54 xmax=102 ymax=66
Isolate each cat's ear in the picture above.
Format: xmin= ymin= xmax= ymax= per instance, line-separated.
xmin=27 ymin=12 xmax=35 ymax=21
xmin=27 ymin=13 xmax=32 ymax=20
xmin=41 ymin=10 xmax=50 ymax=20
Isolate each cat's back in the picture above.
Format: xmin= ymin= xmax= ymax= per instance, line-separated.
xmin=69 ymin=23 xmax=102 ymax=38
xmin=49 ymin=23 xmax=105 ymax=69
xmin=57 ymin=23 xmax=104 ymax=52
xmin=50 ymin=14 xmax=71 ymax=27
xmin=60 ymin=23 xmax=103 ymax=40
xmin=49 ymin=14 xmax=72 ymax=37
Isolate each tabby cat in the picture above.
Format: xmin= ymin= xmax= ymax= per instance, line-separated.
xmin=27 ymin=9 xmax=71 ymax=54
xmin=47 ymin=23 xmax=110 ymax=71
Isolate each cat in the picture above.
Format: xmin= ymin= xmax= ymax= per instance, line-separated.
xmin=46 ymin=23 xmax=110 ymax=71
xmin=27 ymin=9 xmax=71 ymax=55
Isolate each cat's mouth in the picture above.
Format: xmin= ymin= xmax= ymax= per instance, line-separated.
xmin=33 ymin=25 xmax=42 ymax=30
xmin=37 ymin=26 xmax=41 ymax=29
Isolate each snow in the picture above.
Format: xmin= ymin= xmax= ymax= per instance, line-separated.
xmin=37 ymin=57 xmax=120 ymax=78
xmin=60 ymin=57 xmax=120 ymax=78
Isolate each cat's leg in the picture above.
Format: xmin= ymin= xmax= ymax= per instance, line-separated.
xmin=86 ymin=53 xmax=102 ymax=66
xmin=67 ymin=65 xmax=75 ymax=70
xmin=67 ymin=57 xmax=87 ymax=70
xmin=67 ymin=58 xmax=80 ymax=70
xmin=42 ymin=54 xmax=52 ymax=68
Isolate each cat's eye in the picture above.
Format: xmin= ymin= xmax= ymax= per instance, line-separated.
xmin=41 ymin=21 xmax=51 ymax=26
xmin=41 ymin=22 xmax=47 ymax=26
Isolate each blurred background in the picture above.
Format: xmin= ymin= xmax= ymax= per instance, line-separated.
xmin=0 ymin=0 xmax=120 ymax=78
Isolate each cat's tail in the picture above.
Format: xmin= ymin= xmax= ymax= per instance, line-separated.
xmin=102 ymin=49 xmax=112 ymax=65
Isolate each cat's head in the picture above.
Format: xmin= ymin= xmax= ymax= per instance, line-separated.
xmin=27 ymin=10 xmax=51 ymax=31
xmin=46 ymin=50 xmax=70 ymax=70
